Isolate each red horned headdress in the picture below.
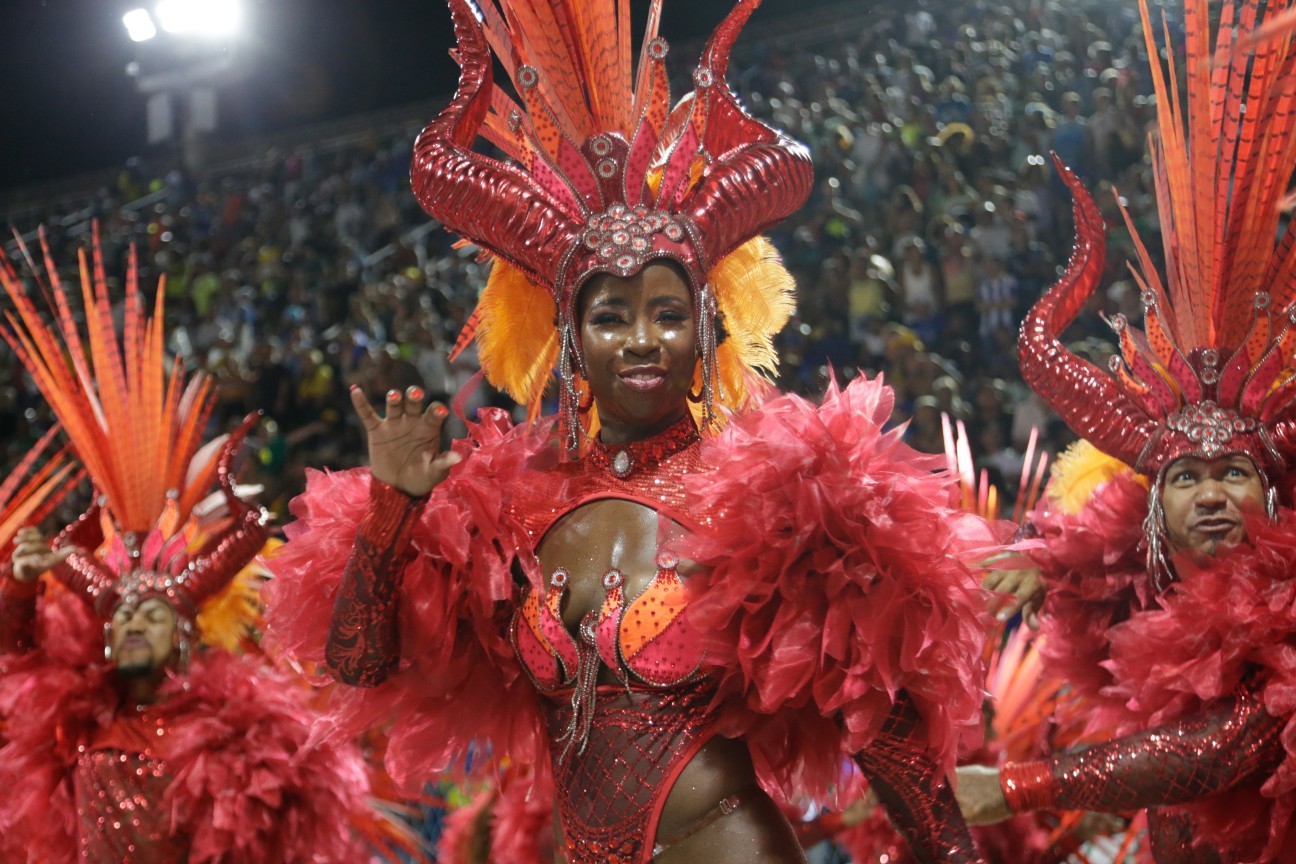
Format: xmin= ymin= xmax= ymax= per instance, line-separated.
xmin=0 ymin=230 xmax=269 ymax=638
xmin=415 ymin=0 xmax=813 ymax=443
xmin=1021 ymin=0 xmax=1296 ymax=490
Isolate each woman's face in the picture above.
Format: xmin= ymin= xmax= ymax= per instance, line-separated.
xmin=1160 ymin=454 xmax=1265 ymax=554
xmin=578 ymin=262 xmax=697 ymax=442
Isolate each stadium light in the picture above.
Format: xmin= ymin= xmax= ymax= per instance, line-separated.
xmin=122 ymin=8 xmax=158 ymax=42
xmin=154 ymin=0 xmax=244 ymax=39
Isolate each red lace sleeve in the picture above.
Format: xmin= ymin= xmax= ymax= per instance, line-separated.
xmin=325 ymin=479 xmax=428 ymax=687
xmin=1001 ymin=692 xmax=1284 ymax=813
xmin=0 ymin=564 xmax=39 ymax=655
xmin=855 ymin=693 xmax=985 ymax=864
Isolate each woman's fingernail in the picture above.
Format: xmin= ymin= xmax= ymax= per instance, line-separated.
xmin=434 ymin=404 xmax=448 ymax=418
xmin=409 ymin=387 xmax=424 ymax=401
xmin=387 ymin=389 xmax=400 ymax=400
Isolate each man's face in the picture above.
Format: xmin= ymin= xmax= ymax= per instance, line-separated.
xmin=1161 ymin=455 xmax=1266 ymax=554
xmin=108 ymin=598 xmax=179 ymax=677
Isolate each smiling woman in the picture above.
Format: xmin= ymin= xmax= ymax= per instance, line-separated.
xmin=579 ymin=264 xmax=698 ymax=442
xmin=266 ymin=2 xmax=1005 ymax=863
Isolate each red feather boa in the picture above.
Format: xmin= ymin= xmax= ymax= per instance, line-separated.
xmin=0 ymin=587 xmax=381 ymax=863
xmin=677 ymin=375 xmax=1007 ymax=800
xmin=1033 ymin=473 xmax=1296 ymax=861
xmin=269 ymin=379 xmax=1003 ymax=814
xmin=264 ymin=407 xmax=549 ymax=789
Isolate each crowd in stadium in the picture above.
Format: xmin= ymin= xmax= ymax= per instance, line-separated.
xmin=2 ymin=0 xmax=1166 ymax=518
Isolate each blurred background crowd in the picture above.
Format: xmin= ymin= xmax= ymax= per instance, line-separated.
xmin=0 ymin=0 xmax=1179 ymax=522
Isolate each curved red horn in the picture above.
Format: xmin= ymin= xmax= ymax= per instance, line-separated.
xmin=1017 ymin=157 xmax=1159 ymax=468
xmin=179 ymin=412 xmax=269 ymax=610
xmin=1267 ymin=419 xmax=1296 ymax=475
xmin=50 ymin=505 xmax=118 ymax=613
xmin=410 ymin=0 xmax=584 ymax=291
xmin=685 ymin=0 xmax=814 ymax=270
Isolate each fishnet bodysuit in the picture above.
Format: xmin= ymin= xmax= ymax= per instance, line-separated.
xmin=543 ymin=681 xmax=721 ymax=864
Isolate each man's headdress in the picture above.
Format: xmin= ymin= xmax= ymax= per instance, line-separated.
xmin=1 ymin=230 xmax=268 ymax=639
xmin=1019 ymin=0 xmax=1296 ymax=580
xmin=1021 ymin=0 xmax=1296 ymax=481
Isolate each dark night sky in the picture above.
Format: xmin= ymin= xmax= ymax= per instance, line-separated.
xmin=0 ymin=0 xmax=813 ymax=193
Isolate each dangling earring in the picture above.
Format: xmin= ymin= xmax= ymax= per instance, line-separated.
xmin=693 ymin=285 xmax=721 ymax=429
xmin=687 ymin=367 xmax=706 ymax=403
xmin=1143 ymin=474 xmax=1174 ymax=593
xmin=174 ymin=620 xmax=194 ymax=671
xmin=103 ymin=622 xmax=113 ymax=662
xmin=1266 ymin=483 xmax=1279 ymax=519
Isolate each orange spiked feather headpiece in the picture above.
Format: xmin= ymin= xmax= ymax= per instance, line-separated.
xmin=1 ymin=229 xmax=268 ymax=625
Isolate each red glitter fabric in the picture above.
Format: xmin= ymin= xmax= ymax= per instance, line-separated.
xmin=1030 ymin=474 xmax=1296 ymax=861
xmin=0 ymin=564 xmax=39 ymax=655
xmin=325 ymin=478 xmax=428 ymax=687
xmin=0 ymin=588 xmax=381 ymax=864
xmin=273 ymin=379 xmax=1003 ymax=860
xmin=676 ymin=375 xmax=1007 ymax=798
xmin=544 ymin=682 xmax=721 ymax=864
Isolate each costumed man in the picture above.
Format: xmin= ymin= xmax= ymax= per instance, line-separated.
xmin=0 ymin=236 xmax=413 ymax=863
xmin=267 ymin=1 xmax=1009 ymax=862
xmin=956 ymin=0 xmax=1296 ymax=860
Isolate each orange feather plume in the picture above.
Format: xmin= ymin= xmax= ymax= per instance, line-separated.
xmin=1128 ymin=0 xmax=1296 ymax=350
xmin=0 ymin=227 xmax=217 ymax=538
xmin=0 ymin=427 xmax=78 ymax=549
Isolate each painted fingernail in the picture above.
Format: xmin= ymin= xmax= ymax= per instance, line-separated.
xmin=349 ymin=384 xmax=360 ymax=393
xmin=434 ymin=404 xmax=448 ymax=418
xmin=409 ymin=387 xmax=424 ymax=401
xmin=387 ymin=389 xmax=400 ymax=400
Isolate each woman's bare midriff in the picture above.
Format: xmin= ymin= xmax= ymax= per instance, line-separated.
xmin=538 ymin=499 xmax=806 ymax=863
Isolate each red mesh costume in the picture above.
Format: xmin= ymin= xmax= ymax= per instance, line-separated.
xmin=0 ymin=236 xmax=407 ymax=863
xmin=999 ymin=0 xmax=1296 ymax=859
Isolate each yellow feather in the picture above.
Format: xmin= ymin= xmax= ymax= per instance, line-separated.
xmin=1045 ymin=440 xmax=1147 ymax=515
xmin=195 ymin=538 xmax=279 ymax=650
xmin=476 ymin=260 xmax=561 ymax=407
xmin=707 ymin=237 xmax=796 ymax=411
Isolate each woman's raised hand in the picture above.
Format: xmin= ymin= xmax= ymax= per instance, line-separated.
xmin=350 ymin=385 xmax=462 ymax=498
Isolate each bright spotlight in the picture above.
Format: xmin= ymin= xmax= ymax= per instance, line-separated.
xmin=122 ymin=8 xmax=158 ymax=42
xmin=154 ymin=0 xmax=244 ymax=39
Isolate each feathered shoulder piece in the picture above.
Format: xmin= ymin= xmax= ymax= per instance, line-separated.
xmin=0 ymin=228 xmax=268 ymax=623
xmin=1020 ymin=0 xmax=1296 ymax=481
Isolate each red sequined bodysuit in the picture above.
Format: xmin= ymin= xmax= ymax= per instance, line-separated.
xmin=326 ymin=416 xmax=985 ymax=864
xmin=0 ymin=572 xmax=188 ymax=863
xmin=1014 ymin=475 xmax=1296 ymax=862
xmin=73 ymin=715 xmax=189 ymax=863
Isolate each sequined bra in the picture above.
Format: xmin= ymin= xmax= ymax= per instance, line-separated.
xmin=512 ymin=550 xmax=704 ymax=694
